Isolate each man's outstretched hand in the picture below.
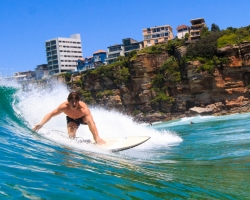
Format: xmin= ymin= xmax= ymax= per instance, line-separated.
xmin=32 ymin=124 xmax=43 ymax=132
xmin=95 ymin=137 xmax=106 ymax=145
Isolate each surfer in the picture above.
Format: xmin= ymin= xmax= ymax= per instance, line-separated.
xmin=32 ymin=92 xmax=106 ymax=144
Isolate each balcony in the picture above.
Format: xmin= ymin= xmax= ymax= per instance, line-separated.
xmin=190 ymin=33 xmax=200 ymax=37
xmin=94 ymin=57 xmax=101 ymax=62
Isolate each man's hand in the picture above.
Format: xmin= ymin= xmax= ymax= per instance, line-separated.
xmin=32 ymin=124 xmax=43 ymax=132
xmin=95 ymin=137 xmax=106 ymax=145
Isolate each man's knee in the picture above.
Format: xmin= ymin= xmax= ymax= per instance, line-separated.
xmin=67 ymin=122 xmax=78 ymax=138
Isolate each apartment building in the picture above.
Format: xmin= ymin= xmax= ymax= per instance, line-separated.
xmin=142 ymin=25 xmax=174 ymax=47
xmin=14 ymin=71 xmax=36 ymax=80
xmin=77 ymin=50 xmax=107 ymax=72
xmin=106 ymin=44 xmax=124 ymax=64
xmin=176 ymin=25 xmax=190 ymax=39
xmin=189 ymin=18 xmax=206 ymax=41
xmin=122 ymin=38 xmax=143 ymax=56
xmin=45 ymin=34 xmax=83 ymax=75
xmin=35 ymin=64 xmax=48 ymax=80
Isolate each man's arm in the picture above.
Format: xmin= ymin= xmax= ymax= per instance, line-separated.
xmin=82 ymin=106 xmax=105 ymax=144
xmin=32 ymin=105 xmax=64 ymax=131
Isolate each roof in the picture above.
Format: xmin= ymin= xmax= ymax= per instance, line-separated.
xmin=142 ymin=25 xmax=171 ymax=30
xmin=109 ymin=44 xmax=122 ymax=47
xmin=176 ymin=25 xmax=189 ymax=30
xmin=190 ymin=18 xmax=205 ymax=23
xmin=93 ymin=50 xmax=106 ymax=54
xmin=78 ymin=58 xmax=85 ymax=61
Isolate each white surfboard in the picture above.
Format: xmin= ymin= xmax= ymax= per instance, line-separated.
xmin=95 ymin=136 xmax=151 ymax=152
xmin=51 ymin=130 xmax=150 ymax=152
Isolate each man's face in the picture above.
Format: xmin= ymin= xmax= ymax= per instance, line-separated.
xmin=69 ymin=99 xmax=79 ymax=110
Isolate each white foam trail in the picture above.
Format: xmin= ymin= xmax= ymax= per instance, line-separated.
xmin=12 ymin=81 xmax=182 ymax=154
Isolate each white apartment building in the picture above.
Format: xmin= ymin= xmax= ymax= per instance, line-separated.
xmin=176 ymin=25 xmax=190 ymax=39
xmin=45 ymin=34 xmax=83 ymax=74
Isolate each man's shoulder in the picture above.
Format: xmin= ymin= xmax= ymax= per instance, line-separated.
xmin=79 ymin=101 xmax=87 ymax=107
xmin=58 ymin=101 xmax=69 ymax=109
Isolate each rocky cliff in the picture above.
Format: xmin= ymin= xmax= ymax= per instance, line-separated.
xmin=65 ymin=41 xmax=250 ymax=123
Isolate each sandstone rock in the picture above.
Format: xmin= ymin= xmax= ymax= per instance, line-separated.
xmin=189 ymin=106 xmax=214 ymax=115
xmin=225 ymin=96 xmax=249 ymax=108
xmin=109 ymin=95 xmax=122 ymax=105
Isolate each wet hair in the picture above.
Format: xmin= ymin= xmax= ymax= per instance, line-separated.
xmin=67 ymin=92 xmax=80 ymax=102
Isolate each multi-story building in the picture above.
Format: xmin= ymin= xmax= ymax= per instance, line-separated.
xmin=106 ymin=44 xmax=124 ymax=64
xmin=93 ymin=50 xmax=107 ymax=66
xmin=14 ymin=71 xmax=36 ymax=80
xmin=176 ymin=25 xmax=190 ymax=39
xmin=142 ymin=25 xmax=174 ymax=47
xmin=189 ymin=18 xmax=206 ymax=41
xmin=35 ymin=64 xmax=48 ymax=80
xmin=122 ymin=38 xmax=143 ymax=56
xmin=77 ymin=50 xmax=107 ymax=72
xmin=45 ymin=34 xmax=83 ymax=75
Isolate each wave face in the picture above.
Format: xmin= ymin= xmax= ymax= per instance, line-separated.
xmin=1 ymin=80 xmax=250 ymax=199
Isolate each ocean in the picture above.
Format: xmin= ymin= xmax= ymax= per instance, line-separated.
xmin=0 ymin=80 xmax=250 ymax=199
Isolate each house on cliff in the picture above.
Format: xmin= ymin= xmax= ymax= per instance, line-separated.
xmin=123 ymin=38 xmax=143 ymax=57
xmin=77 ymin=50 xmax=107 ymax=72
xmin=106 ymin=38 xmax=144 ymax=64
xmin=35 ymin=64 xmax=49 ymax=80
xmin=142 ymin=24 xmax=174 ymax=47
xmin=106 ymin=44 xmax=124 ymax=64
xmin=189 ymin=18 xmax=207 ymax=41
xmin=176 ymin=25 xmax=190 ymax=39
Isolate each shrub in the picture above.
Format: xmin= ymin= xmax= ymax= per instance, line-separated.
xmin=186 ymin=31 xmax=221 ymax=58
xmin=78 ymin=89 xmax=95 ymax=104
xmin=159 ymin=56 xmax=181 ymax=82
xmin=132 ymin=110 xmax=141 ymax=116
xmin=73 ymin=79 xmax=82 ymax=87
xmin=96 ymin=90 xmax=114 ymax=98
xmin=217 ymin=33 xmax=238 ymax=48
xmin=150 ymin=92 xmax=175 ymax=105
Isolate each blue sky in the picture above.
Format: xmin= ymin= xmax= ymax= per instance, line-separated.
xmin=0 ymin=0 xmax=249 ymax=76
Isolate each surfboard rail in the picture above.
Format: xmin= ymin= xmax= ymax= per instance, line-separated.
xmin=51 ymin=130 xmax=150 ymax=152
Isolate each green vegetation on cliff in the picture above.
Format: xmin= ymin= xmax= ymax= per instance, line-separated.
xmin=78 ymin=89 xmax=95 ymax=104
xmin=218 ymin=25 xmax=250 ymax=48
xmin=96 ymin=90 xmax=114 ymax=98
xmin=88 ymin=57 xmax=130 ymax=85
xmin=150 ymin=56 xmax=177 ymax=110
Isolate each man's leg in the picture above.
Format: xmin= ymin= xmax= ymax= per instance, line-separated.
xmin=67 ymin=122 xmax=78 ymax=138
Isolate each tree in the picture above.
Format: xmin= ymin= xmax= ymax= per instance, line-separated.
xmin=186 ymin=31 xmax=222 ymax=58
xmin=211 ymin=23 xmax=220 ymax=32
xmin=184 ymin=33 xmax=189 ymax=41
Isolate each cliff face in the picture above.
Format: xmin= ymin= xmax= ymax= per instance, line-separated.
xmin=69 ymin=41 xmax=250 ymax=122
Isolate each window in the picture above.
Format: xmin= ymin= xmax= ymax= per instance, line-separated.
xmin=147 ymin=40 xmax=150 ymax=44
xmin=50 ymin=40 xmax=56 ymax=45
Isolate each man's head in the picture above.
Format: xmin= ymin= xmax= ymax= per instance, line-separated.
xmin=67 ymin=92 xmax=80 ymax=109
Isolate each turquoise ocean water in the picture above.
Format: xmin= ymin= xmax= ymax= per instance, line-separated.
xmin=1 ymin=80 xmax=250 ymax=199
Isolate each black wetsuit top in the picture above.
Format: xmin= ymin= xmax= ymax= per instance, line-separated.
xmin=66 ymin=116 xmax=87 ymax=127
